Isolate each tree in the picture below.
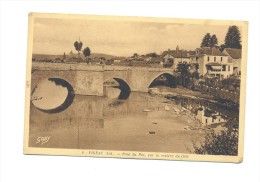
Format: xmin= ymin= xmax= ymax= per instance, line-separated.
xmin=74 ymin=39 xmax=83 ymax=62
xmin=177 ymin=62 xmax=191 ymax=86
xmin=201 ymin=33 xmax=219 ymax=48
xmin=219 ymin=44 xmax=226 ymax=52
xmin=193 ymin=127 xmax=238 ymax=156
xmin=190 ymin=71 xmax=199 ymax=79
xmin=83 ymin=47 xmax=91 ymax=64
xmin=146 ymin=52 xmax=158 ymax=57
xmin=210 ymin=34 xmax=218 ymax=47
xmin=194 ymin=63 xmax=199 ymax=71
xmin=132 ymin=53 xmax=139 ymax=58
xmin=224 ymin=25 xmax=242 ymax=49
xmin=200 ymin=33 xmax=211 ymax=48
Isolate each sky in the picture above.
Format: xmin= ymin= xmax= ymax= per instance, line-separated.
xmin=32 ymin=17 xmax=241 ymax=57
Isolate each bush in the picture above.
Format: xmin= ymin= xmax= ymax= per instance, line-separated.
xmin=193 ymin=127 xmax=238 ymax=156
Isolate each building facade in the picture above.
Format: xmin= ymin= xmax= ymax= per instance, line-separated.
xmin=162 ymin=45 xmax=192 ymax=69
xmin=222 ymin=48 xmax=241 ymax=75
xmin=194 ymin=47 xmax=232 ymax=79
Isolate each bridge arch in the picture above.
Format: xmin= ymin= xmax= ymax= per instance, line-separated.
xmin=31 ymin=77 xmax=75 ymax=113
xmin=148 ymin=72 xmax=177 ymax=88
xmin=103 ymin=77 xmax=131 ymax=99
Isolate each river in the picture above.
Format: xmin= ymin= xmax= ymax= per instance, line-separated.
xmin=29 ymin=78 xmax=238 ymax=153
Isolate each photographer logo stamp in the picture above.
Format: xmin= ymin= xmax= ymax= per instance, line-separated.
xmin=36 ymin=136 xmax=51 ymax=145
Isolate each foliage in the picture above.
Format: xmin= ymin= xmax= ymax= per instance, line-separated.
xmin=83 ymin=47 xmax=91 ymax=57
xmin=220 ymin=76 xmax=240 ymax=90
xmin=83 ymin=47 xmax=91 ymax=64
xmin=190 ymin=71 xmax=199 ymax=79
xmin=200 ymin=33 xmax=217 ymax=48
xmin=194 ymin=63 xmax=199 ymax=70
xmin=204 ymin=77 xmax=220 ymax=87
xmin=145 ymin=52 xmax=158 ymax=57
xmin=132 ymin=53 xmax=139 ymax=58
xmin=194 ymin=127 xmax=238 ymax=156
xmin=219 ymin=44 xmax=226 ymax=52
xmin=201 ymin=33 xmax=219 ymax=48
xmin=211 ymin=34 xmax=218 ymax=47
xmin=177 ymin=63 xmax=190 ymax=76
xmin=201 ymin=33 xmax=211 ymax=48
xmin=74 ymin=40 xmax=83 ymax=62
xmin=74 ymin=41 xmax=83 ymax=52
xmin=224 ymin=25 xmax=242 ymax=49
xmin=177 ymin=62 xmax=191 ymax=86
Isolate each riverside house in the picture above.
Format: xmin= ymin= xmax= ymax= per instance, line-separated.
xmin=192 ymin=47 xmax=233 ymax=79
xmin=223 ymin=48 xmax=242 ymax=75
xmin=162 ymin=45 xmax=191 ymax=68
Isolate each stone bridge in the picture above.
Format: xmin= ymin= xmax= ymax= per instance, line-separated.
xmin=31 ymin=62 xmax=178 ymax=96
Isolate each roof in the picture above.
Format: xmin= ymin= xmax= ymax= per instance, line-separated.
xmin=200 ymin=47 xmax=227 ymax=56
xmin=162 ymin=50 xmax=191 ymax=58
xmin=224 ymin=48 xmax=242 ymax=59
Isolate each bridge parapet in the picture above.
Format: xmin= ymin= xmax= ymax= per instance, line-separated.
xmin=32 ymin=62 xmax=175 ymax=73
xmin=104 ymin=65 xmax=130 ymax=71
xmin=32 ymin=62 xmax=104 ymax=71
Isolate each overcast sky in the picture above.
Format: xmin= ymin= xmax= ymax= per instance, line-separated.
xmin=33 ymin=18 xmax=240 ymax=57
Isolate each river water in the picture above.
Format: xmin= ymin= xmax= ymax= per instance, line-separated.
xmin=29 ymin=79 xmax=238 ymax=153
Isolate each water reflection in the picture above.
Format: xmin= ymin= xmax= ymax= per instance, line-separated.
xmin=29 ymin=84 xmax=238 ymax=152
xmin=104 ymin=78 xmax=130 ymax=100
xmin=169 ymin=96 xmax=239 ymax=127
xmin=196 ymin=107 xmax=226 ymax=126
xmin=31 ymin=78 xmax=75 ymax=113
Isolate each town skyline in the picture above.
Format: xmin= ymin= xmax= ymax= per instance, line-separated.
xmin=33 ymin=18 xmax=241 ymax=57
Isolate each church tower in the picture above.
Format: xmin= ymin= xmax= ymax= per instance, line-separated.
xmin=176 ymin=45 xmax=179 ymax=53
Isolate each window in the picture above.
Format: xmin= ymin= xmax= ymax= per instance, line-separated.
xmin=207 ymin=57 xmax=210 ymax=62
xmin=222 ymin=65 xmax=226 ymax=71
xmin=221 ymin=57 xmax=223 ymax=62
xmin=228 ymin=65 xmax=230 ymax=71
xmin=214 ymin=57 xmax=216 ymax=62
xmin=205 ymin=119 xmax=208 ymax=124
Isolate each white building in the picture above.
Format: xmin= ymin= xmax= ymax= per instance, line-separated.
xmin=193 ymin=47 xmax=233 ymax=79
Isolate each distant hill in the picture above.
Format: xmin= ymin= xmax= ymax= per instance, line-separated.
xmin=32 ymin=53 xmax=125 ymax=60
xmin=32 ymin=54 xmax=63 ymax=60
xmin=89 ymin=53 xmax=117 ymax=59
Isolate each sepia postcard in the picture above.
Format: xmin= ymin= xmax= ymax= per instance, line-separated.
xmin=24 ymin=13 xmax=248 ymax=163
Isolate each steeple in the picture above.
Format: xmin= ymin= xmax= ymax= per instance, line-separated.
xmin=176 ymin=45 xmax=179 ymax=52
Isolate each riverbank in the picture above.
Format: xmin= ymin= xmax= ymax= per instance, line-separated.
xmin=149 ymin=86 xmax=239 ymax=109
xmin=149 ymin=86 xmax=214 ymax=100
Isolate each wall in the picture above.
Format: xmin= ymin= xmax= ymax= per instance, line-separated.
xmin=31 ymin=70 xmax=104 ymax=96
xmin=198 ymin=56 xmax=207 ymax=75
xmin=172 ymin=57 xmax=191 ymax=69
xmin=232 ymin=59 xmax=242 ymax=74
xmin=198 ymin=55 xmax=234 ymax=78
